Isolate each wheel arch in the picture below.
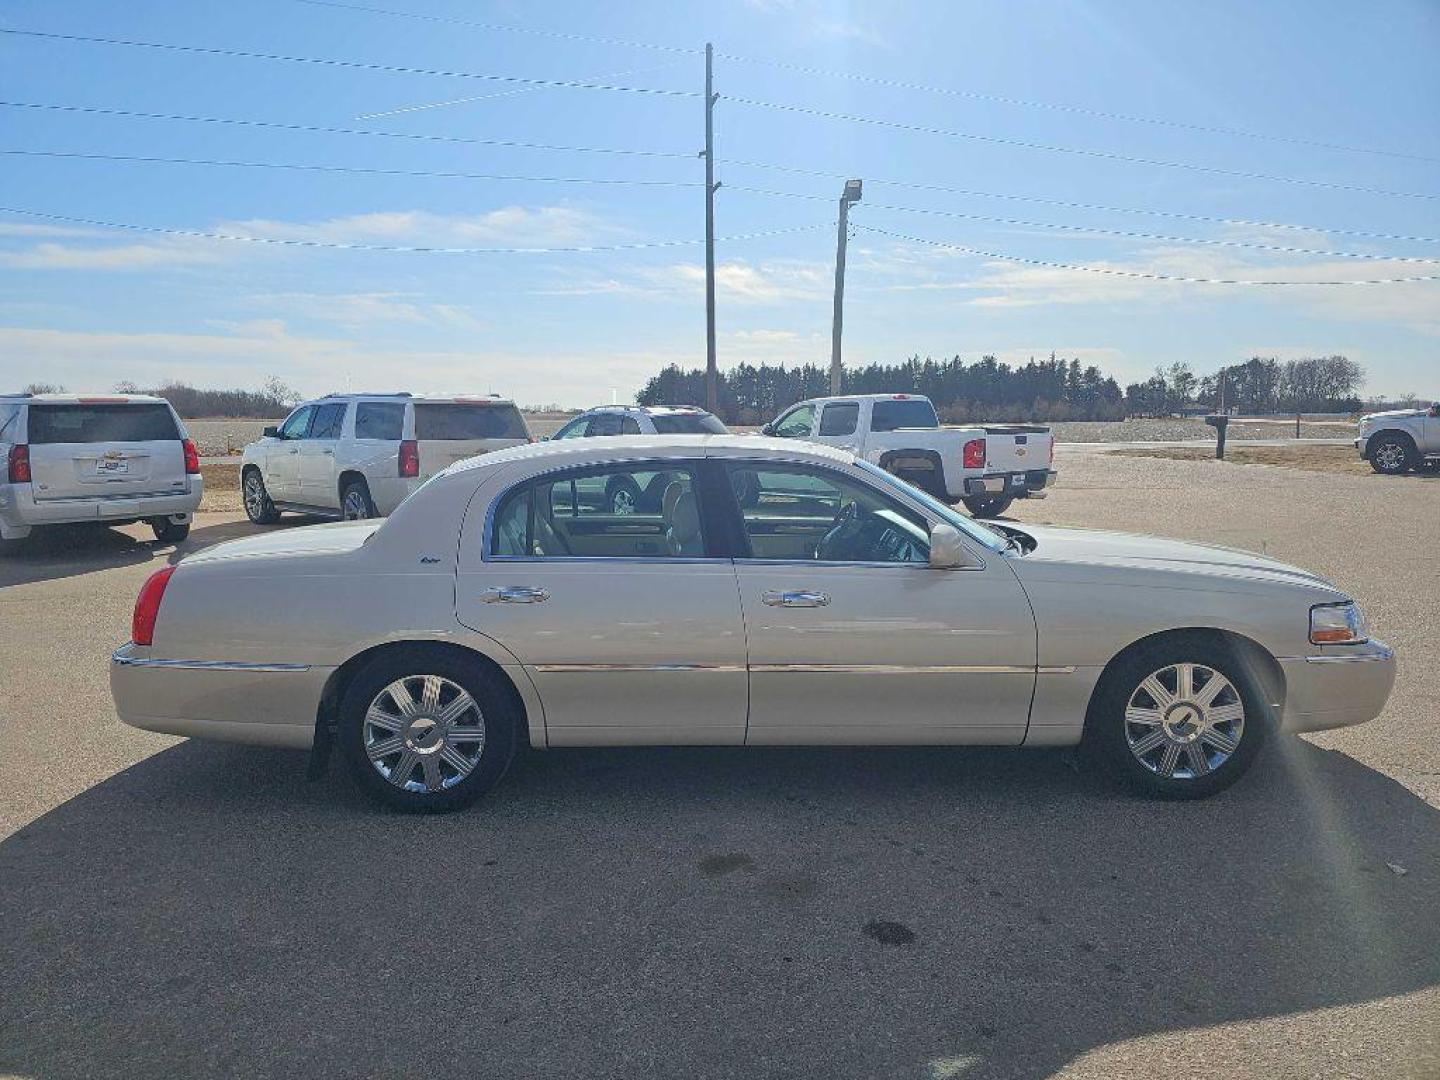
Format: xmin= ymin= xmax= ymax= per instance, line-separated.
xmin=312 ymin=639 xmax=537 ymax=770
xmin=337 ymin=469 xmax=370 ymax=503
xmin=877 ymin=448 xmax=947 ymax=497
xmin=1083 ymin=627 xmax=1286 ymax=734
xmin=1365 ymin=427 xmax=1418 ymax=457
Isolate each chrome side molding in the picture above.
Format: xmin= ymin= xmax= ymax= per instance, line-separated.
xmin=111 ymin=649 xmax=311 ymax=673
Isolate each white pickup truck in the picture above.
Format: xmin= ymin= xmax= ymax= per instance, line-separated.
xmin=760 ymin=393 xmax=1055 ymax=516
xmin=1356 ymin=402 xmax=1440 ymax=474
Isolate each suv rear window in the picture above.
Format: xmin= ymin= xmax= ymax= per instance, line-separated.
xmin=649 ymin=412 xmax=727 ymax=434
xmin=354 ymin=402 xmax=405 ymax=440
xmin=415 ymin=403 xmax=528 ymax=440
xmin=870 ymin=399 xmax=938 ymax=432
xmin=27 ymin=403 xmax=180 ymax=444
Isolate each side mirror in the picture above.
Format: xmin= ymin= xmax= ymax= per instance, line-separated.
xmin=760 ymin=423 xmax=775 ymax=436
xmin=929 ymin=523 xmax=969 ymax=569
xmin=263 ymin=425 xmax=281 ymax=438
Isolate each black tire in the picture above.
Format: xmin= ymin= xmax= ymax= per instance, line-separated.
xmin=1082 ymin=634 xmax=1271 ymax=800
xmin=605 ymin=476 xmax=643 ymax=515
xmin=962 ymin=495 xmax=1015 ymax=518
xmin=242 ymin=467 xmax=281 ymax=524
xmin=890 ymin=466 xmax=945 ymax=501
xmin=338 ymin=647 xmax=519 ymax=812
xmin=151 ymin=517 xmax=191 ymax=543
xmin=340 ymin=478 xmax=377 ymax=520
xmin=1368 ymin=433 xmax=1417 ymax=475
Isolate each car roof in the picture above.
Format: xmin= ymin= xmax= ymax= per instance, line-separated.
xmin=581 ymin=404 xmax=711 ymax=415
xmin=9 ymin=393 xmax=170 ymax=405
xmin=796 ymin=394 xmax=933 ymax=406
xmin=444 ymin=433 xmax=853 ymax=478
xmin=309 ymin=393 xmax=517 ymax=404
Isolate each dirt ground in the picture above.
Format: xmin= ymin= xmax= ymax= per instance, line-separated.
xmin=1109 ymin=443 xmax=1419 ymax=478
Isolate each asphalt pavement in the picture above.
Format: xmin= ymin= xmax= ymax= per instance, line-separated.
xmin=1 ymin=446 xmax=1436 ymax=1079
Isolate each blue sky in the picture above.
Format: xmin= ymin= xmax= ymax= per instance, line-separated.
xmin=1 ymin=0 xmax=1436 ymax=406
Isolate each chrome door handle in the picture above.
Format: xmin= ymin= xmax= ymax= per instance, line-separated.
xmin=480 ymin=585 xmax=551 ymax=604
xmin=762 ymin=589 xmax=831 ymax=608
xmin=322 ymin=449 xmax=334 ymax=455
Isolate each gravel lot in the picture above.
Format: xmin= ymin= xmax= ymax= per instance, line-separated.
xmin=184 ymin=415 xmax=1355 ymax=455
xmin=0 ymin=446 xmax=1434 ymax=1079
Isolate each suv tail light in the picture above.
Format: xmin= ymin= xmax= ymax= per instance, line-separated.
xmin=7 ymin=444 xmax=31 ymax=484
xmin=132 ymin=565 xmax=176 ymax=646
xmin=182 ymin=438 xmax=201 ymax=475
xmin=398 ymin=439 xmax=420 ymax=478
xmin=962 ymin=438 xmax=985 ymax=470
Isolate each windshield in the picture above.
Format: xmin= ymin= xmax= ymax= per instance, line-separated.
xmin=855 ymin=459 xmax=1009 ymax=554
xmin=649 ymin=412 xmax=727 ymax=434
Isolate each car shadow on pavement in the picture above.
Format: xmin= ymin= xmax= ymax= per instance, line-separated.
xmin=0 ymin=516 xmax=324 ymax=589
xmin=2 ymin=735 xmax=1436 ymax=1079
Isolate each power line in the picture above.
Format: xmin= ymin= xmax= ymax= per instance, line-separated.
xmin=719 ymin=160 xmax=1440 ymax=245
xmin=3 ymin=149 xmax=699 ymax=188
xmin=855 ymin=224 xmax=1440 ymax=285
xmin=0 ymin=28 xmax=700 ymax=98
xmin=0 ymin=206 xmax=824 ymax=253
xmin=725 ymin=185 xmax=1440 ymax=264
xmin=295 ymin=0 xmax=1432 ymax=163
xmin=0 ymin=101 xmax=691 ymax=159
xmin=722 ymin=94 xmax=1440 ymax=201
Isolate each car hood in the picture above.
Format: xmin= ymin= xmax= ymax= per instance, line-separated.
xmin=1360 ymin=408 xmax=1427 ymax=423
xmin=183 ymin=519 xmax=383 ymax=564
xmin=1009 ymin=524 xmax=1341 ymax=593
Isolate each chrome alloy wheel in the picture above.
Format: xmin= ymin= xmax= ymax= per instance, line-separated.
xmin=1372 ymin=441 xmax=1407 ymax=472
xmin=1124 ymin=662 xmax=1245 ymax=780
xmin=364 ymin=675 xmax=486 ymax=793
xmin=243 ymin=473 xmax=267 ymax=518
xmin=342 ymin=489 xmax=371 ymax=520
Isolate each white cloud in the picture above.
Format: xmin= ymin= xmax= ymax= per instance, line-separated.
xmin=218 ymin=207 xmax=610 ymax=249
xmin=549 ymin=259 xmax=831 ymax=304
xmin=0 ymin=240 xmax=223 ymax=271
xmin=241 ymin=291 xmax=487 ymax=331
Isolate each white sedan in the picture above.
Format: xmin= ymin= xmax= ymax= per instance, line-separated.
xmin=111 ymin=436 xmax=1395 ymax=810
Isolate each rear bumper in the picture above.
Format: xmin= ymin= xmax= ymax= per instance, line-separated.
xmin=962 ymin=469 xmax=1056 ymax=499
xmin=0 ymin=480 xmax=202 ymax=538
xmin=110 ymin=641 xmax=327 ymax=749
xmin=1278 ymin=639 xmax=1396 ymax=734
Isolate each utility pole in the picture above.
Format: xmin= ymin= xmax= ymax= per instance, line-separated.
xmin=703 ymin=43 xmax=719 ymax=414
xmin=829 ymin=178 xmax=863 ymax=395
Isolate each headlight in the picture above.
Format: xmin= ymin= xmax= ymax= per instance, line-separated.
xmin=1310 ymin=602 xmax=1368 ymax=645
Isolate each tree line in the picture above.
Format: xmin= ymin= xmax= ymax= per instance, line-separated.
xmin=638 ymin=353 xmax=1370 ymax=423
xmin=637 ymin=354 xmax=1127 ymax=424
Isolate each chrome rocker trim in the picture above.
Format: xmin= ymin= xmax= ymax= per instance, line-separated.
xmin=112 ymin=648 xmax=312 ymax=673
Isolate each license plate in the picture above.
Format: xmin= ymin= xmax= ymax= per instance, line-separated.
xmin=98 ymin=456 xmax=129 ymax=475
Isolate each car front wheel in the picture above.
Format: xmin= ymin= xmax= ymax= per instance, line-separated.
xmin=338 ymin=648 xmax=519 ymax=811
xmin=1084 ymin=636 xmax=1270 ymax=799
xmin=242 ymin=468 xmax=281 ymax=524
xmin=1368 ymin=434 xmax=1416 ymax=475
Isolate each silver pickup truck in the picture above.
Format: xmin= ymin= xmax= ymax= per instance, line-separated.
xmin=761 ymin=393 xmax=1055 ymax=516
xmin=1356 ymin=402 xmax=1440 ymax=474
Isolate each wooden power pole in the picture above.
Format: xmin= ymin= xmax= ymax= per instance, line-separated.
xmin=703 ymin=43 xmax=719 ymax=413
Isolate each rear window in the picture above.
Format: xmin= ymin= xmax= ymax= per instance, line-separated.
xmin=354 ymin=402 xmax=404 ymax=440
xmin=870 ymin=399 xmax=938 ymax=432
xmin=27 ymin=403 xmax=180 ymax=444
xmin=414 ymin=403 xmax=528 ymax=441
xmin=649 ymin=412 xmax=727 ymax=434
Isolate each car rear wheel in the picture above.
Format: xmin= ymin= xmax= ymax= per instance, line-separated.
xmin=1084 ymin=636 xmax=1270 ymax=799
xmin=340 ymin=479 xmax=376 ymax=520
xmin=150 ymin=517 xmax=190 ymax=543
xmin=962 ymin=495 xmax=1015 ymax=518
xmin=1369 ymin=434 xmax=1416 ymax=475
xmin=242 ymin=468 xmax=280 ymax=524
xmin=338 ymin=648 xmax=519 ymax=811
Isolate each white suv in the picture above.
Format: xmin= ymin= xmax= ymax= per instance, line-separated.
xmin=550 ymin=405 xmax=728 ymax=439
xmin=0 ymin=393 xmax=202 ymax=548
xmin=240 ymin=394 xmax=531 ymax=523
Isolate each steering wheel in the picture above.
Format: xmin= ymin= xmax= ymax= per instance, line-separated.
xmin=815 ymin=501 xmax=862 ymax=561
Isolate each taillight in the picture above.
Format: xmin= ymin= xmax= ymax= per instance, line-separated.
xmin=132 ymin=565 xmax=176 ymax=646
xmin=398 ymin=439 xmax=419 ymax=478
xmin=182 ymin=438 xmax=200 ymax=475
xmin=963 ymin=438 xmax=985 ymax=470
xmin=7 ymin=444 xmax=31 ymax=484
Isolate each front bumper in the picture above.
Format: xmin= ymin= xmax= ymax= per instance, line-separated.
xmin=110 ymin=641 xmax=327 ymax=749
xmin=0 ymin=481 xmax=202 ymax=539
xmin=963 ymin=469 xmax=1056 ymax=500
xmin=1278 ymin=639 xmax=1396 ymax=733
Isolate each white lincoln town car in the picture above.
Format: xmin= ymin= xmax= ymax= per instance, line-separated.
xmin=111 ymin=436 xmax=1395 ymax=810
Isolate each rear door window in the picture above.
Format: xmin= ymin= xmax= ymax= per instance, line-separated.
xmin=587 ymin=414 xmax=622 ymax=437
xmin=27 ymin=403 xmax=180 ymax=444
xmin=819 ymin=402 xmax=859 ymax=436
xmin=620 ymin=416 xmax=643 ymax=434
xmin=415 ymin=403 xmax=528 ymax=440
xmin=310 ymin=402 xmax=346 ymax=439
xmin=354 ymin=402 xmax=405 ymax=440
